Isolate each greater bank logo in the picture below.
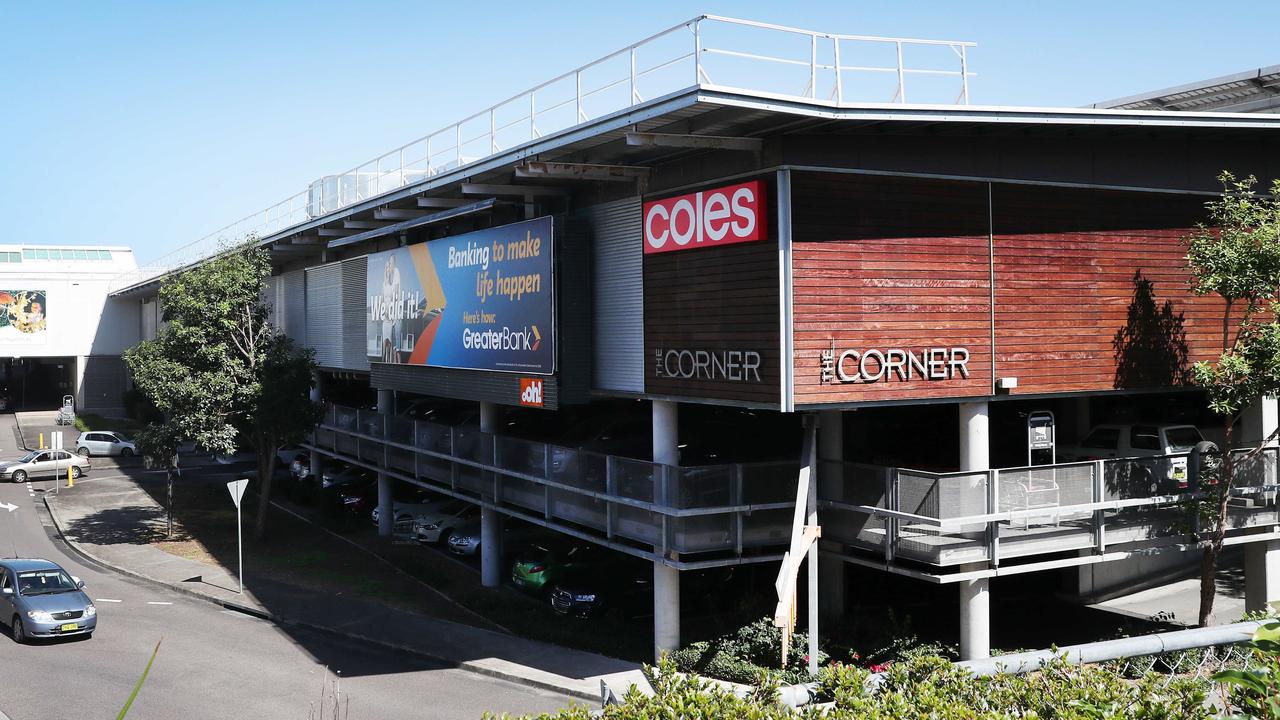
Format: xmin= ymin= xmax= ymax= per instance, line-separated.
xmin=519 ymin=378 xmax=544 ymax=407
xmin=643 ymin=181 xmax=767 ymax=254
xmin=461 ymin=324 xmax=541 ymax=352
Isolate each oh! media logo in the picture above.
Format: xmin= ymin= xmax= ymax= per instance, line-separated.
xmin=519 ymin=378 xmax=544 ymax=407
xmin=643 ymin=181 xmax=767 ymax=254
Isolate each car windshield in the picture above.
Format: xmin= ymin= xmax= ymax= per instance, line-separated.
xmin=17 ymin=451 xmax=39 ymax=463
xmin=17 ymin=569 xmax=77 ymax=596
xmin=1166 ymin=427 xmax=1203 ymax=451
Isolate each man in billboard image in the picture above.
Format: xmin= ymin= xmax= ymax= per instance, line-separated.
xmin=379 ymin=254 xmax=402 ymax=363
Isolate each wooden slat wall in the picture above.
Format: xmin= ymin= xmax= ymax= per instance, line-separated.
xmin=790 ymin=172 xmax=1226 ymax=405
xmin=991 ymin=183 xmax=1221 ymax=395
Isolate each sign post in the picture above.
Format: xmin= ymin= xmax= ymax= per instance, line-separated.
xmin=226 ymin=479 xmax=249 ymax=594
xmin=1027 ymin=411 xmax=1056 ymax=466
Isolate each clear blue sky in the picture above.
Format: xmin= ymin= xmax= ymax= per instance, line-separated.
xmin=2 ymin=1 xmax=1277 ymax=264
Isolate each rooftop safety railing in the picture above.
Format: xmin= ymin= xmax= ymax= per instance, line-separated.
xmin=111 ymin=15 xmax=975 ymax=293
xmin=309 ymin=403 xmax=798 ymax=567
xmin=822 ymin=448 xmax=1280 ymax=575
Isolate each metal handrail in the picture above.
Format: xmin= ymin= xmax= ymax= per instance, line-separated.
xmin=110 ymin=15 xmax=975 ymax=292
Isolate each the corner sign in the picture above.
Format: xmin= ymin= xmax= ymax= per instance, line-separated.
xmin=643 ymin=181 xmax=767 ymax=254
xmin=821 ymin=347 xmax=970 ymax=384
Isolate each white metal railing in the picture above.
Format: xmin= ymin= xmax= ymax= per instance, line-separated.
xmin=110 ymin=15 xmax=975 ymax=293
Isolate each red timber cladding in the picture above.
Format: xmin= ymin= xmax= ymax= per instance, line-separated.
xmin=791 ymin=173 xmax=993 ymax=403
xmin=790 ymin=173 xmax=1224 ymax=405
xmin=991 ymin=183 xmax=1222 ymax=395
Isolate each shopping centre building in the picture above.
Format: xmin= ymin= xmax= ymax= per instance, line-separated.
xmin=96 ymin=18 xmax=1280 ymax=660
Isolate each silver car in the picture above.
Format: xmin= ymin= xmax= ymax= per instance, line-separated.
xmin=0 ymin=450 xmax=89 ymax=483
xmin=75 ymin=431 xmax=136 ymax=458
xmin=0 ymin=559 xmax=97 ymax=642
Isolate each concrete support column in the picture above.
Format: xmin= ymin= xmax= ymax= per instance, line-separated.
xmin=309 ymin=371 xmax=323 ymax=403
xmin=73 ymin=355 xmax=87 ymax=411
xmin=1246 ymin=539 xmax=1280 ymax=614
xmin=958 ymin=401 xmax=991 ymax=661
xmin=376 ymin=389 xmax=394 ymax=538
xmin=479 ymin=401 xmax=499 ymax=434
xmin=652 ymin=399 xmax=680 ymax=659
xmin=1241 ymin=396 xmax=1279 ymax=448
xmin=959 ymin=570 xmax=991 ymax=661
xmin=481 ymin=507 xmax=504 ymax=588
xmin=817 ymin=410 xmax=846 ymax=620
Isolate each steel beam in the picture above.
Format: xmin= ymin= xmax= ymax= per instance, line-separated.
xmin=316 ymin=227 xmax=361 ymax=237
xmin=343 ymin=219 xmax=395 ymax=229
xmin=460 ymin=183 xmax=569 ymax=197
xmin=626 ymin=131 xmax=763 ymax=152
xmin=417 ymin=197 xmax=474 ymax=208
xmin=374 ymin=208 xmax=428 ymax=221
xmin=514 ymin=161 xmax=650 ymax=182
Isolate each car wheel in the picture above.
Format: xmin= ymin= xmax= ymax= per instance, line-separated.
xmin=71 ymin=466 xmax=83 ymax=479
xmin=11 ymin=616 xmax=25 ymax=644
xmin=121 ymin=448 xmax=134 ymax=457
xmin=440 ymin=530 xmax=454 ymax=546
xmin=11 ymin=470 xmax=26 ymax=484
xmin=77 ymin=447 xmax=91 ymax=457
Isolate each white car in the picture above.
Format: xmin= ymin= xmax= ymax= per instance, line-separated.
xmin=1058 ymin=423 xmax=1204 ymax=490
xmin=370 ymin=492 xmax=452 ymax=527
xmin=75 ymin=431 xmax=136 ymax=458
xmin=411 ymin=501 xmax=479 ymax=544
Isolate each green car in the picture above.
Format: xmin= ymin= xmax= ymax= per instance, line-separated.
xmin=510 ymin=542 xmax=606 ymax=595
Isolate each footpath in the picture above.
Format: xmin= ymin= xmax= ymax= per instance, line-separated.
xmin=42 ymin=470 xmax=643 ymax=702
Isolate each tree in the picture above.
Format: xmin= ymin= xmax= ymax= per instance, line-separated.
xmin=1185 ymin=172 xmax=1280 ymax=626
xmin=124 ymin=240 xmax=319 ymax=540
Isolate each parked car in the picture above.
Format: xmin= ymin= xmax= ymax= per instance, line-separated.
xmin=446 ymin=519 xmax=543 ymax=557
xmin=0 ymin=450 xmax=89 ymax=484
xmin=74 ymin=431 xmax=136 ymax=458
xmin=1058 ymin=423 xmax=1205 ymax=491
xmin=321 ymin=475 xmax=377 ymax=522
xmin=548 ymin=565 xmax=652 ymax=620
xmin=370 ymin=487 xmax=451 ymax=527
xmin=412 ymin=500 xmax=479 ymax=544
xmin=510 ymin=541 xmax=608 ymax=595
xmin=0 ymin=558 xmax=97 ymax=642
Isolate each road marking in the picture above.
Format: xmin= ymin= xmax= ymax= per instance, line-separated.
xmin=146 ymin=601 xmax=173 ymax=605
xmin=95 ymin=598 xmax=122 ymax=603
xmin=0 ymin=502 xmax=16 ymax=513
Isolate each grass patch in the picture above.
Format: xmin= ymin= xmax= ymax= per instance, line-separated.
xmin=75 ymin=413 xmax=145 ymax=435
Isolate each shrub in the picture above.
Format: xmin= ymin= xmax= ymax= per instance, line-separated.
xmin=669 ymin=618 xmax=829 ymax=684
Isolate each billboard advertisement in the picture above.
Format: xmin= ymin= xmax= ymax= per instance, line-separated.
xmin=0 ymin=290 xmax=47 ymax=344
xmin=366 ymin=216 xmax=554 ymax=374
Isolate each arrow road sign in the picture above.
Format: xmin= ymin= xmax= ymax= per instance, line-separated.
xmin=0 ymin=502 xmax=16 ymax=513
xmin=226 ymin=479 xmax=249 ymax=509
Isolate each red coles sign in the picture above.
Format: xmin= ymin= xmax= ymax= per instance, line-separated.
xmin=643 ymin=181 xmax=767 ymax=254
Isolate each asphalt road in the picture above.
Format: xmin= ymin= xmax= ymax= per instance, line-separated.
xmin=0 ymin=476 xmax=580 ymax=719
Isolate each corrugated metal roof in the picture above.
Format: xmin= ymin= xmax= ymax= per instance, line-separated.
xmin=1093 ymin=65 xmax=1280 ymax=113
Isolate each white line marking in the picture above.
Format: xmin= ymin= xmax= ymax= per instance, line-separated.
xmin=146 ymin=601 xmax=173 ymax=605
xmin=95 ymin=598 xmax=122 ymax=603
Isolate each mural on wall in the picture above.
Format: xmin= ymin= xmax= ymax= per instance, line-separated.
xmin=0 ymin=290 xmax=47 ymax=343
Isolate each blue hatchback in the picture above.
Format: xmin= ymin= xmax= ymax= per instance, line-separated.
xmin=0 ymin=559 xmax=97 ymax=642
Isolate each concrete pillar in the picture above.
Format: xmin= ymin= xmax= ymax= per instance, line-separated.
xmin=959 ymin=569 xmax=991 ymax=660
xmin=479 ymin=401 xmax=499 ymax=434
xmin=309 ymin=371 xmax=323 ymax=403
xmin=652 ymin=399 xmax=680 ymax=659
xmin=73 ymin=355 xmax=87 ymax=411
xmin=376 ymin=389 xmax=394 ymax=537
xmin=817 ymin=410 xmax=846 ymax=620
xmin=1246 ymin=539 xmax=1280 ymax=614
xmin=1241 ymin=396 xmax=1279 ymax=448
xmin=481 ymin=506 xmax=504 ymax=588
xmin=958 ymin=401 xmax=991 ymax=660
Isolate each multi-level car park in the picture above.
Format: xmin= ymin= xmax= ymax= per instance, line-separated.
xmin=106 ymin=16 xmax=1280 ymax=662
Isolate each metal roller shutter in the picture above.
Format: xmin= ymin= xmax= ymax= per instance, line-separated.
xmin=341 ymin=257 xmax=369 ymax=371
xmin=82 ymin=356 xmax=128 ymax=411
xmin=305 ymin=263 xmax=342 ymax=368
xmin=281 ymin=269 xmax=306 ymax=345
xmin=583 ymin=197 xmax=643 ymax=393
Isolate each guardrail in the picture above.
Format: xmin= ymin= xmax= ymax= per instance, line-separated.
xmin=822 ymin=448 xmax=1280 ymax=573
xmin=111 ymin=15 xmax=975 ymax=293
xmin=309 ymin=403 xmax=798 ymax=567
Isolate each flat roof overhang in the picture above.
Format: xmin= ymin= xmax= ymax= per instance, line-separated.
xmin=113 ymin=86 xmax=1280 ymax=298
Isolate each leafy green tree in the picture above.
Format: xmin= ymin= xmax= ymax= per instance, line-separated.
xmin=1185 ymin=172 xmax=1280 ymax=626
xmin=124 ymin=241 xmax=319 ymax=539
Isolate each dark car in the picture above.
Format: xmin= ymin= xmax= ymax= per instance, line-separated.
xmin=548 ymin=565 xmax=653 ymax=620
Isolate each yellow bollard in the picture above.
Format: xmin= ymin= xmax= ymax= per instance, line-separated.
xmin=67 ymin=465 xmax=74 ymax=488
xmin=39 ymin=433 xmax=44 ymax=450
